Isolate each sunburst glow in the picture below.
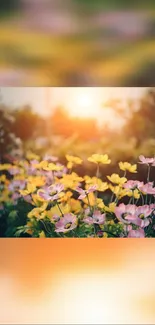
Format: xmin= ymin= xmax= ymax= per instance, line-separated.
xmin=71 ymin=92 xmax=98 ymax=118
xmin=67 ymin=90 xmax=100 ymax=119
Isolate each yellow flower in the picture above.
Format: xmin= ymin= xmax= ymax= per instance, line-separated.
xmin=59 ymin=191 xmax=73 ymax=203
xmin=97 ymin=181 xmax=109 ymax=192
xmin=83 ymin=193 xmax=104 ymax=209
xmin=27 ymin=221 xmax=33 ymax=227
xmin=0 ymin=164 xmax=12 ymax=171
xmin=0 ymin=189 xmax=10 ymax=202
xmin=107 ymin=173 xmax=127 ymax=185
xmin=119 ymin=162 xmax=137 ymax=173
xmin=88 ymin=154 xmax=111 ymax=164
xmin=50 ymin=203 xmax=70 ymax=216
xmin=60 ymin=173 xmax=83 ymax=189
xmin=66 ymin=155 xmax=83 ymax=169
xmin=18 ymin=160 xmax=29 ymax=168
xmin=20 ymin=183 xmax=37 ymax=196
xmin=43 ymin=162 xmax=63 ymax=172
xmin=96 ymin=198 xmax=105 ymax=209
xmin=14 ymin=175 xmax=26 ymax=181
xmin=85 ymin=176 xmax=108 ymax=192
xmin=127 ymin=189 xmax=140 ymax=199
xmin=0 ymin=174 xmax=7 ymax=182
xmin=83 ymin=192 xmax=95 ymax=206
xmin=70 ymin=198 xmax=82 ymax=213
xmin=26 ymin=229 xmax=33 ymax=235
xmin=26 ymin=151 xmax=40 ymax=161
xmin=32 ymin=194 xmax=48 ymax=207
xmin=25 ymin=221 xmax=34 ymax=235
xmin=39 ymin=231 xmax=46 ymax=238
xmin=109 ymin=184 xmax=128 ymax=199
xmin=27 ymin=176 xmax=45 ymax=187
xmin=28 ymin=206 xmax=47 ymax=219
xmin=108 ymin=220 xmax=115 ymax=225
xmin=104 ymin=202 xmax=116 ymax=213
xmin=34 ymin=160 xmax=48 ymax=169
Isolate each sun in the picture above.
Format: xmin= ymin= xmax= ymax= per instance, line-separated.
xmin=68 ymin=90 xmax=100 ymax=119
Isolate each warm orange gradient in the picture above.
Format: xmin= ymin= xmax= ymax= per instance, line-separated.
xmin=0 ymin=239 xmax=155 ymax=324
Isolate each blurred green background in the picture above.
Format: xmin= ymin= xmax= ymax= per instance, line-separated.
xmin=0 ymin=0 xmax=155 ymax=86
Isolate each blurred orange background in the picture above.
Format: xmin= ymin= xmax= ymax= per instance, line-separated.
xmin=0 ymin=239 xmax=155 ymax=324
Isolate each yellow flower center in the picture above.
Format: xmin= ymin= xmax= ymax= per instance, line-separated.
xmin=122 ymin=213 xmax=128 ymax=218
xmin=139 ymin=213 xmax=145 ymax=219
xmin=65 ymin=222 xmax=72 ymax=229
xmin=50 ymin=190 xmax=57 ymax=196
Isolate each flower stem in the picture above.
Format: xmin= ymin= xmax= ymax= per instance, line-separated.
xmin=94 ymin=224 xmax=98 ymax=236
xmin=95 ymin=163 xmax=100 ymax=204
xmin=102 ymin=230 xmax=119 ymax=238
xmin=141 ymin=193 xmax=145 ymax=206
xmin=86 ymin=193 xmax=91 ymax=208
xmin=86 ymin=193 xmax=93 ymax=214
xmin=146 ymin=165 xmax=151 ymax=204
xmin=147 ymin=165 xmax=151 ymax=183
xmin=39 ymin=219 xmax=53 ymax=236
xmin=56 ymin=203 xmax=64 ymax=217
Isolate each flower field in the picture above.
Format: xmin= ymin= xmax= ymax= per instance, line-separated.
xmin=1 ymin=152 xmax=155 ymax=238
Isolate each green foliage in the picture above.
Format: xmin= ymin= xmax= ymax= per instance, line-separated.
xmin=2 ymin=199 xmax=32 ymax=237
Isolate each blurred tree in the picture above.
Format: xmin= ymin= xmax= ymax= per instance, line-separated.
xmin=50 ymin=106 xmax=70 ymax=136
xmin=74 ymin=0 xmax=155 ymax=12
xmin=124 ymin=62 xmax=155 ymax=87
xmin=50 ymin=106 xmax=99 ymax=140
xmin=124 ymin=88 xmax=155 ymax=145
xmin=11 ymin=105 xmax=41 ymax=142
xmin=0 ymin=105 xmax=18 ymax=162
xmin=0 ymin=0 xmax=20 ymax=16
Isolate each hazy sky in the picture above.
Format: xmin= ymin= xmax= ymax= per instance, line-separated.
xmin=1 ymin=87 xmax=147 ymax=112
xmin=0 ymin=87 xmax=148 ymax=126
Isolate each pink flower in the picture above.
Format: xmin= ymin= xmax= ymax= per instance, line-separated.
xmin=139 ymin=155 xmax=155 ymax=165
xmin=23 ymin=195 xmax=33 ymax=204
xmin=125 ymin=224 xmax=132 ymax=232
xmin=38 ymin=183 xmax=64 ymax=201
xmin=128 ymin=229 xmax=145 ymax=238
xmin=43 ymin=154 xmax=58 ymax=162
xmin=115 ymin=203 xmax=136 ymax=224
xmin=42 ymin=171 xmax=54 ymax=185
xmin=83 ymin=210 xmax=106 ymax=225
xmin=76 ymin=185 xmax=97 ymax=200
xmin=97 ymin=231 xmax=103 ymax=237
xmin=150 ymin=203 xmax=155 ymax=210
xmin=55 ymin=213 xmax=77 ymax=233
xmin=30 ymin=159 xmax=39 ymax=165
xmin=118 ymin=204 xmax=152 ymax=228
xmin=123 ymin=180 xmax=144 ymax=190
xmin=135 ymin=205 xmax=152 ymax=218
xmin=135 ymin=205 xmax=152 ymax=228
xmin=139 ymin=182 xmax=155 ymax=195
xmin=52 ymin=215 xmax=61 ymax=222
xmin=8 ymin=180 xmax=26 ymax=192
xmin=124 ymin=215 xmax=142 ymax=227
xmin=26 ymin=160 xmax=39 ymax=175
xmin=8 ymin=167 xmax=20 ymax=175
xmin=54 ymin=164 xmax=67 ymax=178
xmin=12 ymin=192 xmax=21 ymax=202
